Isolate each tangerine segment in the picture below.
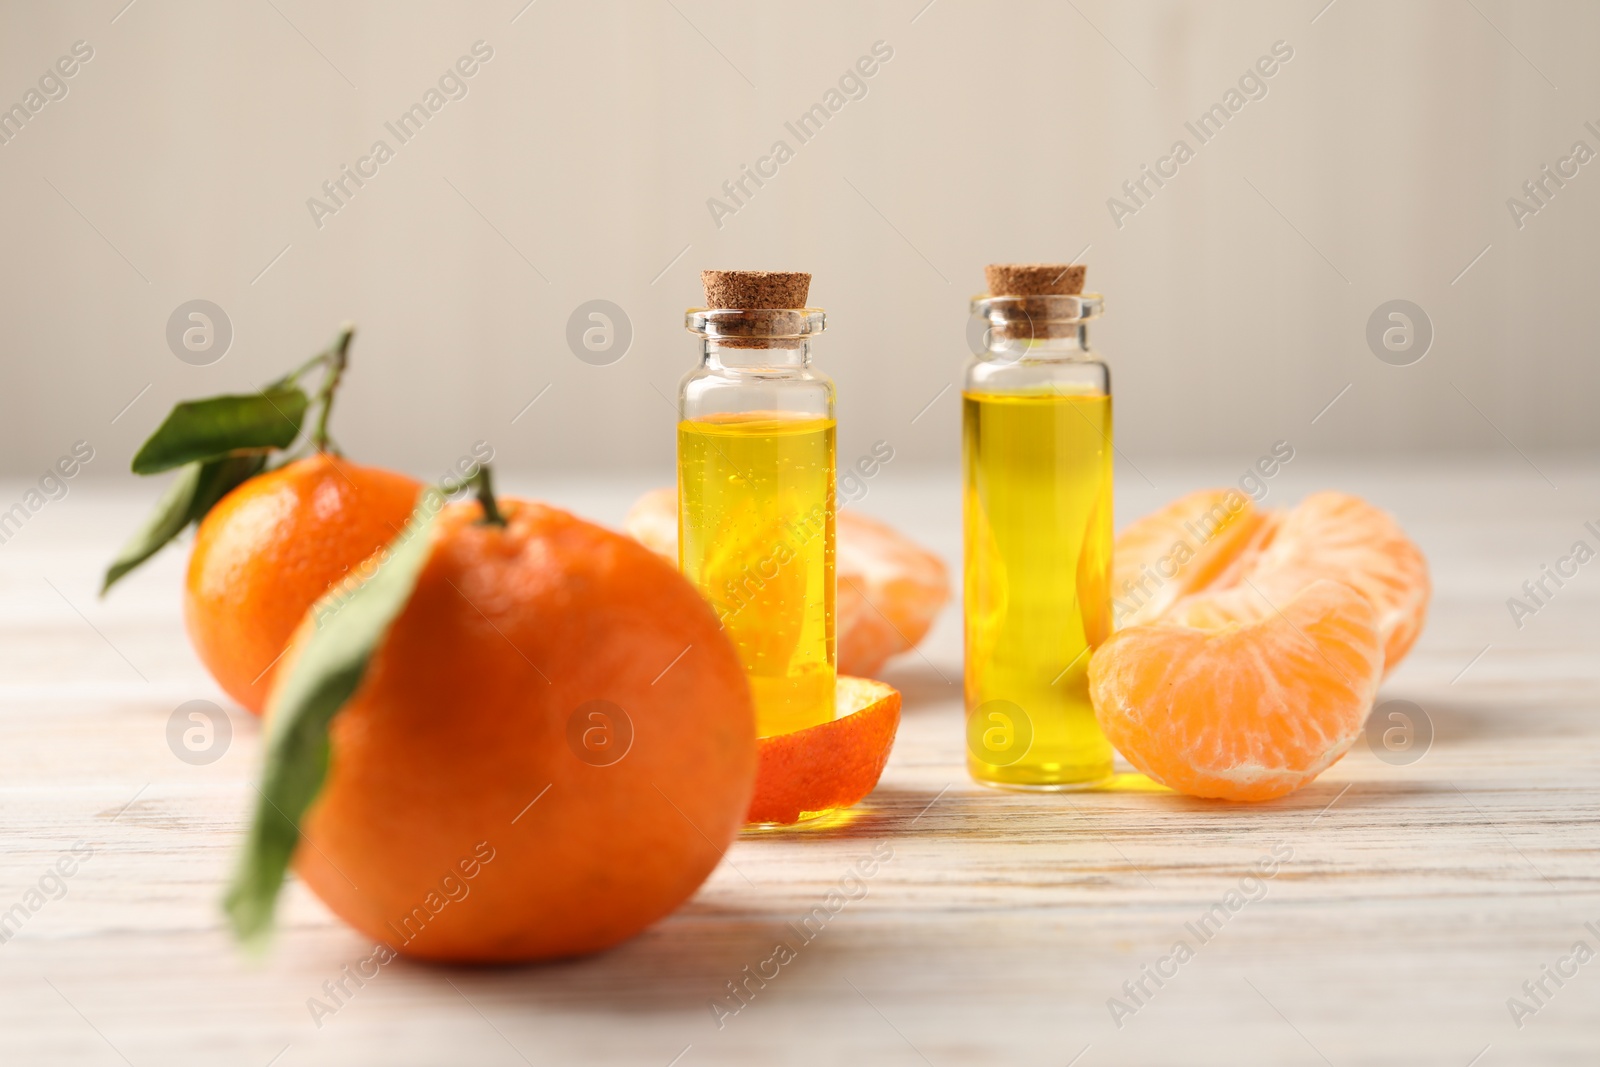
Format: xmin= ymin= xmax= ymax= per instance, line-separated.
xmin=1089 ymin=579 xmax=1383 ymax=802
xmin=835 ymin=511 xmax=950 ymax=677
xmin=623 ymin=487 xmax=677 ymax=558
xmin=1214 ymin=491 xmax=1429 ymax=672
xmin=1111 ymin=488 xmax=1265 ymax=628
xmin=747 ymin=676 xmax=900 ymax=826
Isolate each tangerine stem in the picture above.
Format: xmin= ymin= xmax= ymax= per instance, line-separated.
xmin=470 ymin=465 xmax=506 ymax=527
xmin=311 ymin=325 xmax=354 ymax=454
xmin=274 ymin=351 xmax=328 ymax=390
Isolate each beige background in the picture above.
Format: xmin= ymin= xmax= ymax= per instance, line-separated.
xmin=0 ymin=0 xmax=1595 ymax=483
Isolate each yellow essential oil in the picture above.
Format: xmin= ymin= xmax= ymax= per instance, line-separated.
xmin=963 ymin=390 xmax=1114 ymax=788
xmin=679 ymin=412 xmax=836 ymax=738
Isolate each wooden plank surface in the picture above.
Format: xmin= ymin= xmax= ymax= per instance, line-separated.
xmin=0 ymin=461 xmax=1596 ymax=1066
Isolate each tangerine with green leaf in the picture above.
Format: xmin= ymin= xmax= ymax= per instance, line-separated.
xmin=104 ymin=326 xmax=422 ymax=714
xmin=228 ymin=470 xmax=758 ymax=962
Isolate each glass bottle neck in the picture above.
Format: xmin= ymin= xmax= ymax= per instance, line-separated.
xmin=984 ymin=325 xmax=1092 ymax=361
xmin=703 ymin=339 xmax=815 ymax=372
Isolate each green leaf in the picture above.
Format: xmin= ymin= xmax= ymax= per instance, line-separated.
xmin=101 ymin=463 xmax=203 ymax=594
xmin=99 ymin=454 xmax=267 ymax=595
xmin=224 ymin=494 xmax=441 ymax=948
xmin=131 ymin=387 xmax=310 ymax=475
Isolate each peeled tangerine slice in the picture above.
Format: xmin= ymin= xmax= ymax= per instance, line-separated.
xmin=1111 ymin=489 xmax=1429 ymax=675
xmin=623 ymin=488 xmax=951 ymax=677
xmin=1098 ymin=488 xmax=1429 ymax=801
xmin=747 ymin=676 xmax=900 ymax=826
xmin=835 ymin=511 xmax=951 ymax=677
xmin=1091 ymin=579 xmax=1384 ymax=802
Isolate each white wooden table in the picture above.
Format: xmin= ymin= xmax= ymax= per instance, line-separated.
xmin=1 ymin=460 xmax=1596 ymax=1066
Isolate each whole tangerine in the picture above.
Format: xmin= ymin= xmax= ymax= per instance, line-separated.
xmin=287 ymin=496 xmax=757 ymax=962
xmin=184 ymin=454 xmax=421 ymax=714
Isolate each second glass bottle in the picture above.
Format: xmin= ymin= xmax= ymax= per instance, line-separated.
xmin=963 ymin=263 xmax=1115 ymax=789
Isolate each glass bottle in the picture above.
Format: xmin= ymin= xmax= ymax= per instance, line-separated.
xmin=963 ymin=285 xmax=1114 ymax=789
xmin=678 ymin=293 xmax=837 ymax=740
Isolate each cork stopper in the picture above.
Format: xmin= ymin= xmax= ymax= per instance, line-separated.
xmin=701 ymin=270 xmax=811 ymax=310
xmin=984 ymin=263 xmax=1086 ymax=297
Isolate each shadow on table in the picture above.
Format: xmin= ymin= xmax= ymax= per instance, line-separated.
xmin=408 ymin=900 xmax=826 ymax=1016
xmin=1398 ymin=694 xmax=1570 ymax=745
